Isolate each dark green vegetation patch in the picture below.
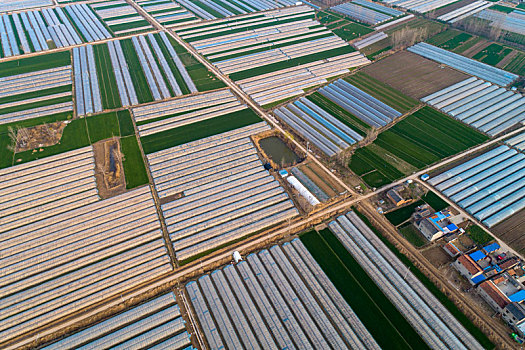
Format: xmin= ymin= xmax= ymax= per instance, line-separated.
xmin=86 ymin=112 xmax=121 ymax=143
xmin=422 ymin=190 xmax=449 ymax=212
xmin=117 ymin=110 xmax=135 ymax=136
xmin=385 ymin=200 xmax=424 ymax=226
xmin=349 ymin=107 xmax=489 ymax=187
xmin=427 ymin=29 xmax=473 ymax=51
xmin=301 ymin=229 xmax=429 ymax=350
xmin=120 ymin=135 xmax=149 ymax=189
xmin=332 ymin=23 xmax=374 ymax=41
xmin=398 ymin=222 xmax=427 ymax=247
xmin=467 ymin=225 xmax=494 ymax=245
xmin=94 ymin=43 xmax=121 ymax=110
xmin=473 ymin=43 xmax=513 ymax=65
xmin=0 ymin=51 xmax=71 ymax=77
xmin=141 ymin=108 xmax=261 ymax=154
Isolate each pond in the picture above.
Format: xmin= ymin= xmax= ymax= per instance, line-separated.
xmin=259 ymin=136 xmax=301 ymax=168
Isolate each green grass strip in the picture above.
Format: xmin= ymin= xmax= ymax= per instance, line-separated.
xmin=121 ymin=38 xmax=154 ymax=104
xmin=117 ymin=110 xmax=135 ymax=136
xmin=94 ymin=43 xmax=121 ymax=110
xmin=120 ymin=135 xmax=149 ymax=189
xmin=86 ymin=111 xmax=121 ymax=143
xmin=0 ymin=50 xmax=71 ymax=78
xmin=141 ymin=108 xmax=261 ymax=153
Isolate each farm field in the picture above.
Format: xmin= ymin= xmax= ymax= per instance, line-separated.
xmin=426 ymin=29 xmax=473 ymax=50
xmin=306 ymin=93 xmax=370 ymax=136
xmin=0 ymin=4 xmax=110 ymax=59
xmin=136 ymin=0 xmax=199 ymax=27
xmin=422 ymin=77 xmax=525 ymax=136
xmin=352 ymin=208 xmax=494 ymax=349
xmin=344 ymin=72 xmax=420 ymax=113
xmin=472 ymin=43 xmax=513 ymax=65
xmin=349 ymin=107 xmax=488 ymax=187
xmin=491 ymin=212 xmax=525 ymax=255
xmin=185 ymin=238 xmax=379 ymax=349
xmin=399 ymin=222 xmax=427 ymax=247
xmin=140 ymin=107 xmax=262 ymax=154
xmin=176 ymin=6 xmax=369 ymax=106
xmin=90 ymin=0 xmax=153 ymax=36
xmin=301 ymin=229 xmax=428 ymax=350
xmin=361 ymin=51 xmax=469 ymax=99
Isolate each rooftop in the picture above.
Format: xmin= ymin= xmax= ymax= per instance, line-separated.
xmin=457 ymin=254 xmax=483 ymax=275
xmin=480 ymin=281 xmax=510 ymax=309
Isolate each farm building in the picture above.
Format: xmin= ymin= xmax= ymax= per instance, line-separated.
xmin=416 ymin=210 xmax=458 ymax=241
xmin=386 ymin=187 xmax=410 ymax=206
xmin=443 ymin=242 xmax=461 ymax=257
xmin=454 ymin=254 xmax=484 ymax=283
xmin=503 ymin=302 xmax=525 ymax=337
xmin=479 ymin=280 xmax=511 ymax=312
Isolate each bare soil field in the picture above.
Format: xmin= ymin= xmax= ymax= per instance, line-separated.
xmin=496 ymin=49 xmax=517 ymax=67
xmin=427 ymin=0 xmax=477 ymax=18
xmin=302 ymin=160 xmax=347 ymax=195
xmin=298 ymin=162 xmax=337 ymax=198
xmin=422 ymin=244 xmax=452 ymax=268
xmin=93 ymin=138 xmax=126 ymax=199
xmin=14 ymin=121 xmax=67 ymax=152
xmin=461 ymin=39 xmax=491 ymax=57
xmin=361 ymin=51 xmax=469 ymax=99
xmin=491 ymin=209 xmax=525 ymax=255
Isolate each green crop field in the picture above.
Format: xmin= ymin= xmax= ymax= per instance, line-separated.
xmin=306 ymin=93 xmax=370 ymax=136
xmin=467 ymin=225 xmax=494 ymax=245
xmin=344 ymin=72 xmax=420 ymax=113
xmin=0 ymin=51 xmax=71 ymax=77
xmin=349 ymin=147 xmax=405 ymax=187
xmin=427 ymin=30 xmax=473 ymax=51
xmin=349 ymin=107 xmax=488 ymax=187
xmin=165 ymin=34 xmax=225 ymax=92
xmin=121 ymin=38 xmax=154 ymax=104
xmin=120 ymin=135 xmax=149 ymax=189
xmin=473 ymin=43 xmax=513 ymax=65
xmin=385 ymin=200 xmax=424 ymax=226
xmin=117 ymin=110 xmax=135 ymax=136
xmin=145 ymin=35 xmax=176 ymax=97
xmin=301 ymin=229 xmax=429 ymax=350
xmin=489 ymin=4 xmax=514 ymax=13
xmin=94 ymin=43 xmax=121 ymax=110
xmin=504 ymin=51 xmax=525 ymax=75
xmin=332 ymin=23 xmax=373 ymax=41
xmin=422 ymin=190 xmax=449 ymax=211
xmin=399 ymin=222 xmax=427 ymax=247
xmin=352 ymin=208 xmax=494 ymax=349
xmin=141 ymin=108 xmax=261 ymax=154
xmin=86 ymin=112 xmax=121 ymax=143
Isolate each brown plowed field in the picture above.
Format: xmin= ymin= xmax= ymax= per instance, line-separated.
xmin=427 ymin=0 xmax=477 ymax=18
xmin=491 ymin=209 xmax=525 ymax=255
xmin=361 ymin=51 xmax=469 ymax=99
